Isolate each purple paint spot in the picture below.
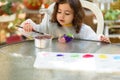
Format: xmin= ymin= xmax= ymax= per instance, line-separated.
xmin=56 ymin=54 xmax=64 ymax=57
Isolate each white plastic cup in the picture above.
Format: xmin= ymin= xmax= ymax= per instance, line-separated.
xmin=34 ymin=35 xmax=52 ymax=48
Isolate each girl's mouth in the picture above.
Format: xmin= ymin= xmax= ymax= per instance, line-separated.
xmin=60 ymin=20 xmax=64 ymax=23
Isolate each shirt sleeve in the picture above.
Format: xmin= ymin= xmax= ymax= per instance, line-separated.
xmin=18 ymin=19 xmax=39 ymax=38
xmin=79 ymin=24 xmax=99 ymax=40
xmin=18 ymin=3 xmax=56 ymax=38
xmin=18 ymin=13 xmax=55 ymax=38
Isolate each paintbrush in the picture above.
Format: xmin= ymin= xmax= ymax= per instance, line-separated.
xmin=16 ymin=25 xmax=45 ymax=35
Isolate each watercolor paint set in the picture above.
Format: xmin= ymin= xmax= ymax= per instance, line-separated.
xmin=34 ymin=52 xmax=120 ymax=72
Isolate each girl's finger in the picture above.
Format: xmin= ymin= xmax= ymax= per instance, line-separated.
xmin=58 ymin=37 xmax=66 ymax=43
xmin=100 ymin=35 xmax=111 ymax=43
xmin=23 ymin=23 xmax=33 ymax=32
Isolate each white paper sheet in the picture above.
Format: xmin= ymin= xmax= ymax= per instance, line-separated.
xmin=33 ymin=52 xmax=120 ymax=72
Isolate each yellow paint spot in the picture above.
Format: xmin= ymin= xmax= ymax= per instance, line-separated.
xmin=99 ymin=54 xmax=107 ymax=59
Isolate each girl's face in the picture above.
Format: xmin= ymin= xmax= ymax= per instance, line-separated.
xmin=57 ymin=3 xmax=74 ymax=27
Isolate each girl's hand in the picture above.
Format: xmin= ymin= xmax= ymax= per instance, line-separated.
xmin=23 ymin=23 xmax=33 ymax=32
xmin=58 ymin=37 xmax=66 ymax=43
xmin=100 ymin=35 xmax=111 ymax=43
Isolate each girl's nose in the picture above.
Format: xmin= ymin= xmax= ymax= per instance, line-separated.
xmin=60 ymin=13 xmax=65 ymax=19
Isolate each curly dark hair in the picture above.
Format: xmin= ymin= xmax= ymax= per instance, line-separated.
xmin=51 ymin=0 xmax=85 ymax=33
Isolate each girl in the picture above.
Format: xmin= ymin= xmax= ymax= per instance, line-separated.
xmin=19 ymin=0 xmax=111 ymax=43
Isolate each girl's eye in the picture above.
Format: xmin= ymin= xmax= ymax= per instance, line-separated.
xmin=65 ymin=11 xmax=71 ymax=15
xmin=65 ymin=13 xmax=70 ymax=15
xmin=57 ymin=11 xmax=61 ymax=13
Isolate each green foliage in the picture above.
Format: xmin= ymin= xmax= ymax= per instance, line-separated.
xmin=1 ymin=2 xmax=13 ymax=15
xmin=0 ymin=0 xmax=22 ymax=2
xmin=104 ymin=9 xmax=120 ymax=20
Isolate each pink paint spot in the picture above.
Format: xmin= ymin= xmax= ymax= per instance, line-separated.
xmin=83 ymin=54 xmax=94 ymax=58
xmin=42 ymin=53 xmax=48 ymax=56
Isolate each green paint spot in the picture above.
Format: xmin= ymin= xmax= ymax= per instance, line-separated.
xmin=71 ymin=54 xmax=79 ymax=58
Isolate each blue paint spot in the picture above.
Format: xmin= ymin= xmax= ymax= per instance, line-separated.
xmin=113 ymin=56 xmax=120 ymax=60
xmin=56 ymin=54 xmax=64 ymax=57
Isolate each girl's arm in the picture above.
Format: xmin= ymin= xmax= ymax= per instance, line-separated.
xmin=18 ymin=12 xmax=51 ymax=38
xmin=18 ymin=2 xmax=55 ymax=38
xmin=18 ymin=19 xmax=40 ymax=38
xmin=79 ymin=24 xmax=111 ymax=43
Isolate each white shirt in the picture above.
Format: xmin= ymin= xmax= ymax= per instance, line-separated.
xmin=19 ymin=19 xmax=98 ymax=40
xmin=19 ymin=3 xmax=99 ymax=41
